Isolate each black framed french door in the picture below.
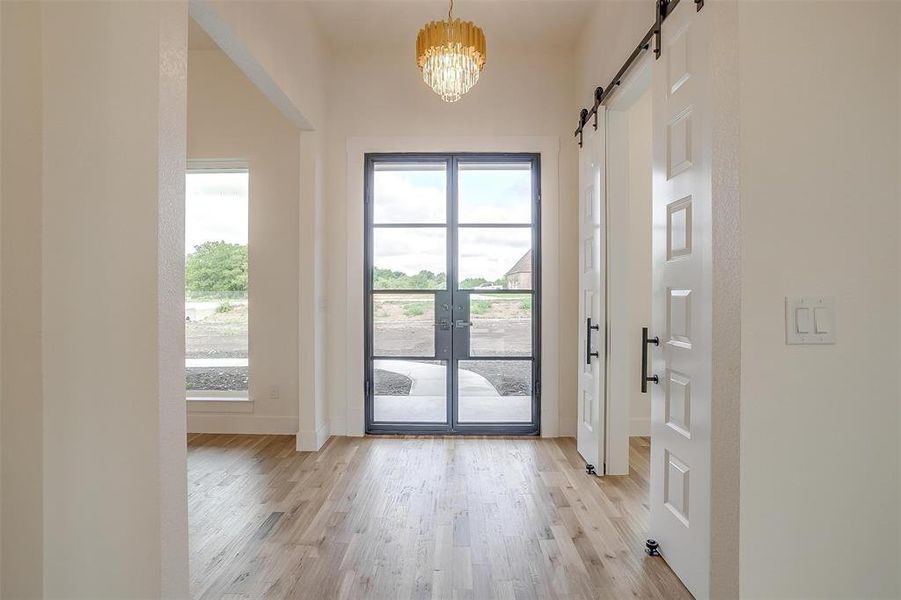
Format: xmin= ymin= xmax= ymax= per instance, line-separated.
xmin=364 ymin=153 xmax=541 ymax=435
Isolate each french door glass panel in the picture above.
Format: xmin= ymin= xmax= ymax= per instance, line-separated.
xmin=373 ymin=163 xmax=446 ymax=224
xmin=469 ymin=293 xmax=532 ymax=357
xmin=372 ymin=293 xmax=436 ymax=357
xmin=366 ymin=154 xmax=539 ymax=433
xmin=373 ymin=359 xmax=447 ymax=423
xmin=457 ymin=227 xmax=532 ymax=290
xmin=458 ymin=360 xmax=532 ymax=423
xmin=373 ymin=227 xmax=446 ymax=290
xmin=458 ymin=162 xmax=533 ymax=224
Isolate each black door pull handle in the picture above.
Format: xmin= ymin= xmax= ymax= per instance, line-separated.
xmin=641 ymin=326 xmax=659 ymax=393
xmin=586 ymin=317 xmax=600 ymax=365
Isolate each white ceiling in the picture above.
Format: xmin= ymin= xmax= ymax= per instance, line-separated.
xmin=306 ymin=1 xmax=596 ymax=50
xmin=189 ymin=2 xmax=595 ymax=53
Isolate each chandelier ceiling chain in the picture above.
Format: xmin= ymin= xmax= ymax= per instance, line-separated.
xmin=416 ymin=0 xmax=486 ymax=103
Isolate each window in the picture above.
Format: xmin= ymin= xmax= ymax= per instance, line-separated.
xmin=185 ymin=165 xmax=249 ymax=399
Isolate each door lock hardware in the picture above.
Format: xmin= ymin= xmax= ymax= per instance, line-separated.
xmin=455 ymin=320 xmax=473 ymax=328
xmin=438 ymin=319 xmax=451 ymax=330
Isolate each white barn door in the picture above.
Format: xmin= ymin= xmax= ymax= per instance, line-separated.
xmin=577 ymin=112 xmax=606 ymax=475
xmin=649 ymin=0 xmax=713 ymax=597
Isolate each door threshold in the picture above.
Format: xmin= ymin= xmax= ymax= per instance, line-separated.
xmin=365 ymin=428 xmax=540 ymax=437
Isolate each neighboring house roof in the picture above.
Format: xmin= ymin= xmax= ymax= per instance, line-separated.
xmin=506 ymin=249 xmax=532 ymax=276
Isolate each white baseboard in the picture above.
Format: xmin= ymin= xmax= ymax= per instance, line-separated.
xmin=630 ymin=417 xmax=650 ymax=437
xmin=297 ymin=419 xmax=330 ymax=451
xmin=187 ymin=413 xmax=298 ymax=435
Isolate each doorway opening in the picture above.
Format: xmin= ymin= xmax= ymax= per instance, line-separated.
xmin=364 ymin=153 xmax=541 ymax=435
xmin=576 ymin=59 xmax=653 ymax=477
xmin=605 ymin=65 xmax=653 ymax=474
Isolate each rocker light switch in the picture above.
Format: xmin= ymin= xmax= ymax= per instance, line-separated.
xmin=813 ymin=307 xmax=831 ymax=334
xmin=786 ymin=297 xmax=835 ymax=345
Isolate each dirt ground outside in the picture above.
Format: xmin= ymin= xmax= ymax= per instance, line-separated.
xmin=186 ymin=298 xmax=248 ymax=391
xmin=185 ymin=293 xmax=535 ymax=394
xmin=373 ymin=293 xmax=533 ymax=396
xmin=373 ymin=293 xmax=532 ymax=356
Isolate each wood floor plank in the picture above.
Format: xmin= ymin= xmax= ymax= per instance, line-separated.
xmin=189 ymin=435 xmax=692 ymax=599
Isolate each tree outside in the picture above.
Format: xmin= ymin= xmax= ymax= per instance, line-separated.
xmin=186 ymin=241 xmax=248 ymax=296
xmin=372 ymin=267 xmax=508 ymax=290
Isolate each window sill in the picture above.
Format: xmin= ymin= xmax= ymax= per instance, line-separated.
xmin=187 ymin=395 xmax=253 ymax=413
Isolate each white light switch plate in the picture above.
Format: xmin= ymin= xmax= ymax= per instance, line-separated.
xmin=786 ymin=296 xmax=835 ymax=345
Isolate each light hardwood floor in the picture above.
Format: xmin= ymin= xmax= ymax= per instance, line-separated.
xmin=188 ymin=434 xmax=691 ymax=599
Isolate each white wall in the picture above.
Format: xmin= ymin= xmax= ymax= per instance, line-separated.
xmin=41 ymin=2 xmax=189 ymax=595
xmin=739 ymin=2 xmax=901 ymax=597
xmin=187 ymin=47 xmax=301 ymax=435
xmin=0 ymin=2 xmax=190 ymax=596
xmin=324 ymin=43 xmax=578 ymax=436
xmin=193 ymin=0 xmax=326 ymax=131
xmin=0 ymin=2 xmax=43 ymax=595
xmin=575 ymin=0 xmax=655 ymax=105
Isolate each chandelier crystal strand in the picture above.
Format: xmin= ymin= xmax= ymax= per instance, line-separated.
xmin=416 ymin=16 xmax=486 ymax=102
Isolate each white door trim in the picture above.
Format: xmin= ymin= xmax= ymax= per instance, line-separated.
xmin=341 ymin=136 xmax=562 ymax=437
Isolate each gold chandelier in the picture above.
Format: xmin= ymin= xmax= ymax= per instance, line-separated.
xmin=415 ymin=0 xmax=486 ymax=102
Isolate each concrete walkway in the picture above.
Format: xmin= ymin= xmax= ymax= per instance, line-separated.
xmin=374 ymin=360 xmax=531 ymax=423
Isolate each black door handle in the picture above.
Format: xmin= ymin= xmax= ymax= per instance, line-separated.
xmin=586 ymin=318 xmax=600 ymax=365
xmin=641 ymin=326 xmax=659 ymax=393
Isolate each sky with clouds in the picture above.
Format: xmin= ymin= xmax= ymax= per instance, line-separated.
xmin=184 ymin=166 xmax=533 ymax=283
xmin=372 ymin=164 xmax=533 ymax=281
xmin=185 ymin=172 xmax=248 ymax=256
